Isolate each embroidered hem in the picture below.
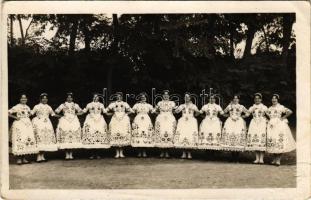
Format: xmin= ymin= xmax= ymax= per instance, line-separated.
xmin=81 ymin=144 xmax=111 ymax=149
xmin=12 ymin=150 xmax=39 ymax=156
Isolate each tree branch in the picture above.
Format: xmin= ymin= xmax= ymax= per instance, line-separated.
xmin=261 ymin=26 xmax=270 ymax=52
xmin=24 ymin=18 xmax=34 ymax=40
xmin=17 ymin=15 xmax=25 ymax=45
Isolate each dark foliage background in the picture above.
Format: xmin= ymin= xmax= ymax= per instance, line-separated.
xmin=7 ymin=13 xmax=296 ymax=125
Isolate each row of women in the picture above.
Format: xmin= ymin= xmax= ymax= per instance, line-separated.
xmin=8 ymin=90 xmax=296 ymax=166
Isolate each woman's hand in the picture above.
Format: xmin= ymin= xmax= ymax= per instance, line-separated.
xmin=76 ymin=112 xmax=84 ymax=116
xmin=222 ymin=113 xmax=229 ymax=118
xmin=9 ymin=113 xmax=19 ymax=120
xmin=105 ymin=112 xmax=113 ymax=116
xmin=53 ymin=114 xmax=62 ymax=118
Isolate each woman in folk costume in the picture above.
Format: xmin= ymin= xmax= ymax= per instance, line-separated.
xmin=246 ymin=93 xmax=268 ymax=164
xmin=198 ymin=95 xmax=224 ymax=150
xmin=174 ymin=93 xmax=199 ymax=159
xmin=106 ymin=92 xmax=133 ymax=158
xmin=9 ymin=94 xmax=38 ymax=164
xmin=131 ymin=92 xmax=155 ymax=158
xmin=31 ymin=93 xmax=59 ymax=162
xmin=82 ymin=94 xmax=110 ymax=159
xmin=55 ymin=92 xmax=83 ymax=160
xmin=266 ymin=94 xmax=295 ymax=166
xmin=221 ymin=95 xmax=249 ymax=161
xmin=154 ymin=90 xmax=177 ymax=158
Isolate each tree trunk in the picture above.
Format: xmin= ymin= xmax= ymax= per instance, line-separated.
xmin=174 ymin=33 xmax=180 ymax=58
xmin=206 ymin=15 xmax=217 ymax=57
xmin=153 ymin=15 xmax=160 ymax=35
xmin=112 ymin=14 xmax=119 ymax=50
xmin=106 ymin=14 xmax=119 ymax=95
xmin=262 ymin=26 xmax=270 ymax=53
xmin=25 ymin=18 xmax=34 ymax=40
xmin=229 ymin=25 xmax=235 ymax=59
xmin=282 ymin=13 xmax=295 ymax=64
xmin=69 ymin=18 xmax=79 ymax=56
xmin=243 ymin=23 xmax=256 ymax=58
xmin=10 ymin=15 xmax=14 ymax=46
xmin=17 ymin=15 xmax=25 ymax=45
xmin=83 ymin=24 xmax=91 ymax=52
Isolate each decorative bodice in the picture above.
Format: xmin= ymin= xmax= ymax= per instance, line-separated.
xmin=157 ymin=100 xmax=175 ymax=113
xmin=9 ymin=104 xmax=31 ymax=118
xmin=201 ymin=103 xmax=223 ymax=118
xmin=107 ymin=101 xmax=131 ymax=113
xmin=177 ymin=103 xmax=198 ymax=117
xmin=249 ymin=103 xmax=267 ymax=119
xmin=84 ymin=102 xmax=105 ymax=115
xmin=267 ymin=104 xmax=290 ymax=119
xmin=32 ymin=103 xmax=54 ymax=119
xmin=225 ymin=103 xmax=247 ymax=118
xmin=133 ymin=102 xmax=153 ymax=114
xmin=55 ymin=102 xmax=82 ymax=116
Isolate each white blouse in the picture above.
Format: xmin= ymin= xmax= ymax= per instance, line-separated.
xmin=224 ymin=103 xmax=248 ymax=118
xmin=132 ymin=102 xmax=153 ymax=114
xmin=9 ymin=104 xmax=31 ymax=118
xmin=176 ymin=103 xmax=199 ymax=117
xmin=107 ymin=101 xmax=132 ymax=113
xmin=55 ymin=102 xmax=82 ymax=115
xmin=267 ymin=103 xmax=291 ymax=119
xmin=248 ymin=103 xmax=268 ymax=119
xmin=156 ymin=100 xmax=176 ymax=113
xmin=32 ymin=103 xmax=55 ymax=119
xmin=200 ymin=103 xmax=223 ymax=118
xmin=83 ymin=102 xmax=106 ymax=115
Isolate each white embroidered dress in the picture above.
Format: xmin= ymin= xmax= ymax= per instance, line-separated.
xmin=174 ymin=103 xmax=199 ymax=149
xmin=82 ymin=102 xmax=110 ymax=149
xmin=221 ymin=103 xmax=248 ymax=151
xmin=198 ymin=103 xmax=224 ymax=150
xmin=31 ymin=103 xmax=58 ymax=151
xmin=131 ymin=102 xmax=154 ymax=147
xmin=266 ymin=104 xmax=296 ymax=153
xmin=9 ymin=104 xmax=38 ymax=155
xmin=246 ymin=103 xmax=268 ymax=151
xmin=154 ymin=100 xmax=176 ymax=148
xmin=55 ymin=102 xmax=82 ymax=149
xmin=107 ymin=101 xmax=132 ymax=147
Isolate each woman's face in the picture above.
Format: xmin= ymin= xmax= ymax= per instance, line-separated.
xmin=117 ymin=94 xmax=122 ymax=101
xmin=93 ymin=95 xmax=99 ymax=102
xmin=163 ymin=94 xmax=169 ymax=100
xmin=209 ymin=97 xmax=216 ymax=104
xmin=41 ymin=96 xmax=48 ymax=104
xmin=272 ymin=96 xmax=278 ymax=105
xmin=141 ymin=95 xmax=147 ymax=102
xmin=254 ymin=96 xmax=262 ymax=104
xmin=20 ymin=95 xmax=27 ymax=104
xmin=66 ymin=95 xmax=73 ymax=102
xmin=185 ymin=94 xmax=191 ymax=102
xmin=233 ymin=96 xmax=239 ymax=104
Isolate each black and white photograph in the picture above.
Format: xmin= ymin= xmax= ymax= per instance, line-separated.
xmin=1 ymin=1 xmax=310 ymax=200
